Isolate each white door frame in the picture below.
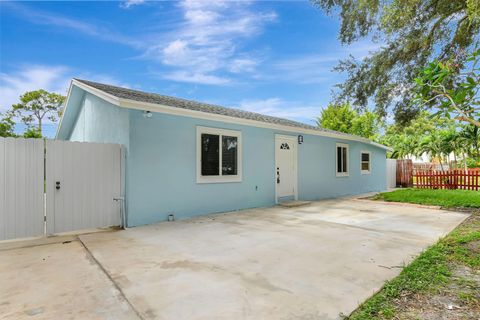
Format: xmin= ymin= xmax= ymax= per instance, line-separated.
xmin=274 ymin=134 xmax=298 ymax=203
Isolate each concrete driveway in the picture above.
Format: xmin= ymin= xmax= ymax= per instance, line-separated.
xmin=0 ymin=198 xmax=468 ymax=320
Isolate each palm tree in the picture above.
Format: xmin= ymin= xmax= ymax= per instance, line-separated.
xmin=458 ymin=124 xmax=480 ymax=169
xmin=418 ymin=132 xmax=446 ymax=170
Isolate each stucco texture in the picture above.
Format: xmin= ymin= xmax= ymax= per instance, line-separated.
xmin=64 ymin=92 xmax=387 ymax=227
xmin=126 ymin=110 xmax=387 ymax=226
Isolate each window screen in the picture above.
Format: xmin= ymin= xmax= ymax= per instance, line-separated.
xmin=222 ymin=136 xmax=237 ymax=175
xmin=201 ymin=134 xmax=219 ymax=176
xmin=337 ymin=147 xmax=342 ymax=173
xmin=336 ymin=145 xmax=348 ymax=174
xmin=198 ymin=128 xmax=241 ymax=182
xmin=361 ymin=152 xmax=370 ymax=172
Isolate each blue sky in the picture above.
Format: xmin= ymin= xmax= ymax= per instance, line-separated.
xmin=0 ymin=0 xmax=379 ymax=137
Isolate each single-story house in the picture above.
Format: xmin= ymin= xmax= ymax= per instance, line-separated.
xmin=57 ymin=79 xmax=391 ymax=227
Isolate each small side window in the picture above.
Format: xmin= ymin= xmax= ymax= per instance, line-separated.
xmin=336 ymin=143 xmax=349 ymax=177
xmin=361 ymin=151 xmax=371 ymax=174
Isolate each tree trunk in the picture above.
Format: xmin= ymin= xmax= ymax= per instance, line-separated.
xmin=38 ymin=117 xmax=42 ymax=135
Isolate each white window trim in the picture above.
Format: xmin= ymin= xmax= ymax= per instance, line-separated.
xmin=196 ymin=126 xmax=242 ymax=184
xmin=361 ymin=150 xmax=371 ymax=174
xmin=336 ymin=143 xmax=349 ymax=177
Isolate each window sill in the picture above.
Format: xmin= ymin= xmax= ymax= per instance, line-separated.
xmin=197 ymin=176 xmax=242 ymax=184
xmin=361 ymin=170 xmax=371 ymax=175
xmin=336 ymin=173 xmax=349 ymax=178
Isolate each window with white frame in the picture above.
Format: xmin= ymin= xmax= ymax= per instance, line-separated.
xmin=361 ymin=151 xmax=371 ymax=174
xmin=336 ymin=143 xmax=349 ymax=176
xmin=197 ymin=126 xmax=242 ymax=183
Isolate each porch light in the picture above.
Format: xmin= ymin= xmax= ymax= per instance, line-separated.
xmin=143 ymin=110 xmax=152 ymax=118
xmin=298 ymin=135 xmax=304 ymax=144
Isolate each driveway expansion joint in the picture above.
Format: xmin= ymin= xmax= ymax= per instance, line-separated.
xmin=77 ymin=236 xmax=145 ymax=320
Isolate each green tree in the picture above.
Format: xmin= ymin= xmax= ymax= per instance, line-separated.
xmin=380 ymin=111 xmax=454 ymax=159
xmin=459 ymin=123 xmax=480 ymax=158
xmin=313 ymin=0 xmax=480 ymax=123
xmin=419 ymin=131 xmax=446 ymax=167
xmin=317 ymin=103 xmax=355 ymax=134
xmin=12 ymin=89 xmax=65 ymax=136
xmin=22 ymin=127 xmax=43 ymax=139
xmin=414 ymin=47 xmax=480 ymax=127
xmin=317 ymin=103 xmax=380 ymax=140
xmin=0 ymin=112 xmax=16 ymax=137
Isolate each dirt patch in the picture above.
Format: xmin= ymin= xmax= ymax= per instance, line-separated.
xmin=466 ymin=240 xmax=480 ymax=254
xmin=392 ymin=265 xmax=480 ymax=320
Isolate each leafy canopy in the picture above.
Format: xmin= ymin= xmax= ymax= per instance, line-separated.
xmin=12 ymin=89 xmax=65 ymax=135
xmin=313 ymin=0 xmax=480 ymax=124
xmin=379 ymin=111 xmax=480 ymax=167
xmin=414 ymin=47 xmax=480 ymax=127
xmin=317 ymin=103 xmax=381 ymax=140
xmin=0 ymin=112 xmax=16 ymax=137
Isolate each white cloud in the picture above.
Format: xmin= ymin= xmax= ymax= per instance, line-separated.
xmin=0 ymin=65 xmax=70 ymax=112
xmin=238 ymin=98 xmax=320 ymax=124
xmin=0 ymin=65 xmax=131 ymax=113
xmin=162 ymin=71 xmax=231 ymax=85
xmin=144 ymin=0 xmax=277 ymax=85
xmin=120 ymin=0 xmax=146 ymax=9
xmin=229 ymin=58 xmax=258 ymax=73
xmin=271 ymin=55 xmax=336 ymax=84
xmin=4 ymin=1 xmax=277 ymax=86
xmin=3 ymin=2 xmax=141 ymax=48
xmin=265 ymin=40 xmax=383 ymax=84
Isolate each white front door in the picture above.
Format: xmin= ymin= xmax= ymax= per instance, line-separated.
xmin=275 ymin=135 xmax=297 ymax=200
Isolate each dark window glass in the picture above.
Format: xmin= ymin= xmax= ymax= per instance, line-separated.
xmin=201 ymin=134 xmax=219 ymax=176
xmin=362 ymin=153 xmax=370 ymax=162
xmin=362 ymin=162 xmax=370 ymax=171
xmin=222 ymin=136 xmax=237 ymax=175
xmin=342 ymin=147 xmax=347 ymax=172
xmin=337 ymin=147 xmax=342 ymax=173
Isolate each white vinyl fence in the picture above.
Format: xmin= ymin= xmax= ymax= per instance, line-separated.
xmin=46 ymin=140 xmax=123 ymax=234
xmin=0 ymin=138 xmax=45 ymax=240
xmin=386 ymin=159 xmax=397 ymax=189
xmin=0 ymin=137 xmax=124 ymax=241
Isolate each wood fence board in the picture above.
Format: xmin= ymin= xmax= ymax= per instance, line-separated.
xmin=413 ymin=168 xmax=480 ymax=191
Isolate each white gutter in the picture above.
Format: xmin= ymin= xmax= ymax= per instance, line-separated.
xmin=62 ymin=79 xmax=393 ymax=152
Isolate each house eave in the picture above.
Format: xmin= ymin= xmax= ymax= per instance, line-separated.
xmin=58 ymin=79 xmax=393 ymax=151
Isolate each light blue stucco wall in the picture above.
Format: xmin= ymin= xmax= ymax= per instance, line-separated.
xmin=61 ymin=91 xmax=387 ymax=227
xmin=127 ymin=110 xmax=276 ymax=226
xmin=298 ymin=135 xmax=387 ymax=200
xmin=127 ymin=109 xmax=387 ymax=227
xmin=68 ymin=93 xmax=130 ymax=149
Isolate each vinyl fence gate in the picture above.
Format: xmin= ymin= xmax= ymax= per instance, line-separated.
xmin=0 ymin=138 xmax=125 ymax=241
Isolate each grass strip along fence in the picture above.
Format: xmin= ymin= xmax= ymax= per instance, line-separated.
xmin=414 ymin=169 xmax=480 ymax=191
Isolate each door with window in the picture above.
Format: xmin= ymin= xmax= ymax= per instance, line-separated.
xmin=275 ymin=135 xmax=297 ymax=200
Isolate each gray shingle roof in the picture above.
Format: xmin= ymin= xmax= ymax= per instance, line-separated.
xmin=74 ymin=78 xmax=358 ymax=138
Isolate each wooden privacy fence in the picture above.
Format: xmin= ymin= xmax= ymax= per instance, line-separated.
xmin=396 ymin=159 xmax=413 ymax=188
xmin=415 ymin=169 xmax=480 ymax=191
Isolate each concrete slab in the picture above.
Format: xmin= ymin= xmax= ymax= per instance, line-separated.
xmin=0 ymin=240 xmax=139 ymax=320
xmin=78 ymin=199 xmax=468 ymax=320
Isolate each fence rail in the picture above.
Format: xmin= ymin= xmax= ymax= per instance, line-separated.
xmin=414 ymin=169 xmax=480 ymax=191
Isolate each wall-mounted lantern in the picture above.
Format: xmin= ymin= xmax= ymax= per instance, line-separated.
xmin=143 ymin=110 xmax=152 ymax=118
xmin=298 ymin=135 xmax=304 ymax=144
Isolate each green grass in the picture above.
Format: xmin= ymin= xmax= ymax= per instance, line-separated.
xmin=347 ymin=210 xmax=480 ymax=320
xmin=347 ymin=243 xmax=451 ymax=319
xmin=373 ymin=188 xmax=480 ymax=209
